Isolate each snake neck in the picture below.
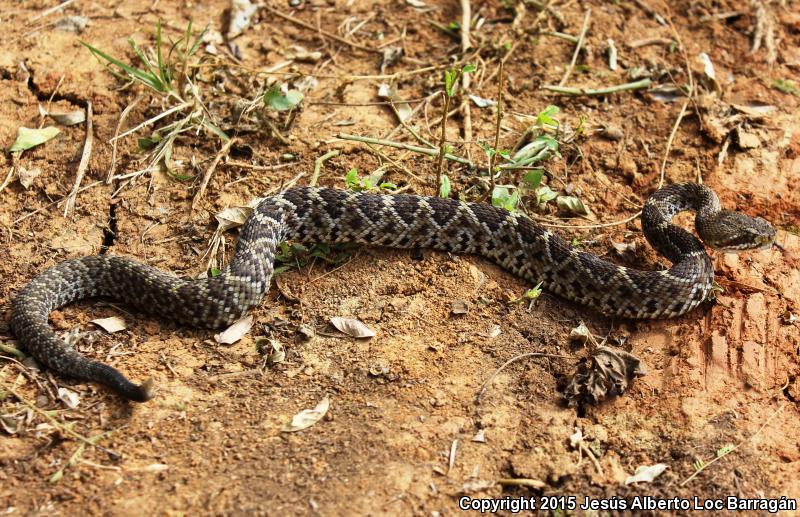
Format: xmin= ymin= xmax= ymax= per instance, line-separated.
xmin=642 ymin=183 xmax=718 ymax=264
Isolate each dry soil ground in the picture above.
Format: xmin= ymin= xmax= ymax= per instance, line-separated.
xmin=1 ymin=0 xmax=800 ymax=515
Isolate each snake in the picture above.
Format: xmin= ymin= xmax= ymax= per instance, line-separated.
xmin=11 ymin=183 xmax=775 ymax=402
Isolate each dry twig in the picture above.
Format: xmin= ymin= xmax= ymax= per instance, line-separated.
xmin=192 ymin=137 xmax=235 ymax=209
xmin=63 ymin=101 xmax=93 ymax=217
xmin=558 ymin=9 xmax=591 ymax=86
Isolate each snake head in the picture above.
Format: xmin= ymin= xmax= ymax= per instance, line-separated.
xmin=699 ymin=210 xmax=776 ymax=252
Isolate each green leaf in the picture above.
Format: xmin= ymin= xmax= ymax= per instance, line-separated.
xmin=772 ymin=79 xmax=800 ymax=96
xmin=463 ymin=63 xmax=477 ymax=73
xmin=536 ymin=105 xmax=560 ymax=127
xmin=344 ymin=168 xmax=360 ymax=190
xmin=491 ymin=186 xmax=520 ymax=212
xmin=524 ymin=282 xmax=543 ymax=299
xmin=9 ymin=126 xmax=60 ymax=152
xmin=444 ymin=69 xmax=456 ymax=96
xmin=716 ymin=444 xmax=735 ymax=457
xmin=209 ymin=267 xmax=222 ymax=277
xmin=81 ymin=41 xmax=166 ymax=93
xmin=202 ymin=120 xmax=230 ymax=142
xmin=522 ymin=169 xmax=543 ymax=190
xmin=556 ymin=195 xmax=589 ymax=216
xmin=138 ymin=134 xmax=160 ymax=150
xmin=264 ymin=84 xmax=304 ymax=111
xmin=439 ymin=175 xmax=451 ymax=198
xmin=536 ymin=185 xmax=558 ymax=204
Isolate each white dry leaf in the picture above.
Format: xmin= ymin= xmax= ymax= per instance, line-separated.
xmin=377 ymin=83 xmax=413 ymax=122
xmin=569 ymin=427 xmax=583 ymax=448
xmin=44 ymin=109 xmax=85 ymax=126
xmin=228 ymin=0 xmax=258 ymax=38
xmin=286 ymin=45 xmax=322 ymax=63
xmin=55 ymin=15 xmax=89 ymax=33
xmin=569 ymin=322 xmax=591 ymax=344
xmin=17 ymin=166 xmax=41 ymax=189
xmin=451 ymin=300 xmax=469 ymax=315
xmin=57 ymin=387 xmax=80 ymax=409
xmin=730 ymin=103 xmax=776 ymax=117
xmin=259 ymin=338 xmax=286 ymax=365
xmin=625 ymin=463 xmax=668 ymax=485
xmin=215 ymin=205 xmax=254 ymax=231
xmin=469 ymin=94 xmax=496 ymax=108
xmin=282 ymin=395 xmax=330 ymax=432
xmin=330 ymin=317 xmax=375 ymax=338
xmin=406 ymin=0 xmax=427 ymax=7
xmin=697 ymin=53 xmax=720 ymax=91
xmin=293 ymin=75 xmax=319 ymax=94
xmin=471 ymin=429 xmax=486 ymax=443
xmin=91 ymin=316 xmax=127 ymax=333
xmin=214 ymin=315 xmax=254 ymax=344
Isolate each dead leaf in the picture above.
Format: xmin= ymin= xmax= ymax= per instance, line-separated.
xmin=330 ymin=317 xmax=375 ymax=338
xmin=569 ymin=427 xmax=583 ymax=448
xmin=297 ymin=324 xmax=315 ymax=340
xmin=697 ymin=52 xmax=720 ymax=91
xmin=556 ymin=195 xmax=590 ymax=216
xmin=91 ymin=316 xmax=127 ymax=333
xmin=282 ymin=395 xmax=330 ymax=432
xmin=215 ymin=205 xmax=255 ymax=231
xmin=57 ymin=387 xmax=80 ymax=409
xmin=471 ymin=429 xmax=486 ymax=443
xmin=17 ymin=166 xmax=41 ymax=189
xmin=451 ymin=300 xmax=469 ymax=315
xmin=377 ymin=83 xmax=413 ymax=122
xmin=469 ymin=95 xmax=496 ymax=108
xmin=625 ymin=463 xmax=668 ymax=484
xmin=214 ymin=315 xmax=254 ymax=344
xmin=380 ymin=47 xmax=404 ymax=73
xmin=55 ymin=15 xmax=89 ymax=33
xmin=563 ymin=346 xmax=645 ymax=406
xmin=569 ymin=322 xmax=591 ymax=344
xmin=228 ymin=0 xmax=258 ymax=38
xmin=285 ymin=45 xmax=322 ymax=63
xmin=44 ymin=109 xmax=86 ymax=126
xmin=257 ymin=338 xmax=286 ymax=365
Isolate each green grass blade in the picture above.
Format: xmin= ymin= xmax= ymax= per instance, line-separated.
xmin=202 ymin=120 xmax=230 ymax=141
xmin=188 ymin=23 xmax=209 ymax=57
xmin=127 ymin=38 xmax=164 ymax=90
xmin=156 ymin=19 xmax=170 ymax=89
xmin=81 ymin=41 xmax=165 ymax=93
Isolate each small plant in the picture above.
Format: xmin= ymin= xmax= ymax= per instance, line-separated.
xmin=263 ymin=84 xmax=304 ymax=111
xmin=436 ymin=63 xmax=476 ymax=196
xmin=273 ymin=242 xmax=353 ymax=275
xmin=344 ymin=168 xmax=397 ymax=192
xmin=510 ymin=281 xmax=544 ymax=310
xmin=772 ymin=79 xmax=800 ymax=96
xmin=82 ymin=20 xmax=228 ymax=174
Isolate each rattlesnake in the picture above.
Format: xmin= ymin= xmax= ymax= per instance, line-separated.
xmin=11 ymin=183 xmax=775 ymax=401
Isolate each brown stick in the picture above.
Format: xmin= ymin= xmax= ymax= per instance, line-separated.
xmin=63 ymin=101 xmax=93 ymax=218
xmin=266 ymin=7 xmax=379 ymax=54
xmin=192 ymin=137 xmax=235 ymax=209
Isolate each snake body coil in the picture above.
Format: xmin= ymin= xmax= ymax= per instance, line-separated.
xmin=11 ymin=183 xmax=775 ymax=401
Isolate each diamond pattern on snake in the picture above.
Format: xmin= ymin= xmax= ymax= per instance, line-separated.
xmin=11 ymin=183 xmax=775 ymax=401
